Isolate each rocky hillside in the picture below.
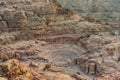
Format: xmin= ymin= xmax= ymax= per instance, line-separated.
xmin=58 ymin=0 xmax=120 ymax=22
xmin=0 ymin=0 xmax=120 ymax=80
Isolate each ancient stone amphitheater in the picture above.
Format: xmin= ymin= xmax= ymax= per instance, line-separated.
xmin=0 ymin=0 xmax=120 ymax=80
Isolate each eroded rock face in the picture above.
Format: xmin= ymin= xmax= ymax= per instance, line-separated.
xmin=0 ymin=59 xmax=86 ymax=80
xmin=94 ymin=72 xmax=120 ymax=80
xmin=0 ymin=0 xmax=53 ymax=32
xmin=0 ymin=59 xmax=45 ymax=80
xmin=0 ymin=0 xmax=74 ymax=33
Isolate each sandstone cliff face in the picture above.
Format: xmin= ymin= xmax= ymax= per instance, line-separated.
xmin=0 ymin=0 xmax=52 ymax=32
xmin=0 ymin=0 xmax=55 ymax=45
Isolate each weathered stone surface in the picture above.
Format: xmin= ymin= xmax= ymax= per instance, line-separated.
xmin=2 ymin=10 xmax=27 ymax=30
xmin=0 ymin=77 xmax=7 ymax=80
xmin=0 ymin=21 xmax=8 ymax=32
xmin=0 ymin=59 xmax=45 ymax=80
xmin=94 ymin=72 xmax=120 ymax=80
xmin=0 ymin=0 xmax=52 ymax=32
